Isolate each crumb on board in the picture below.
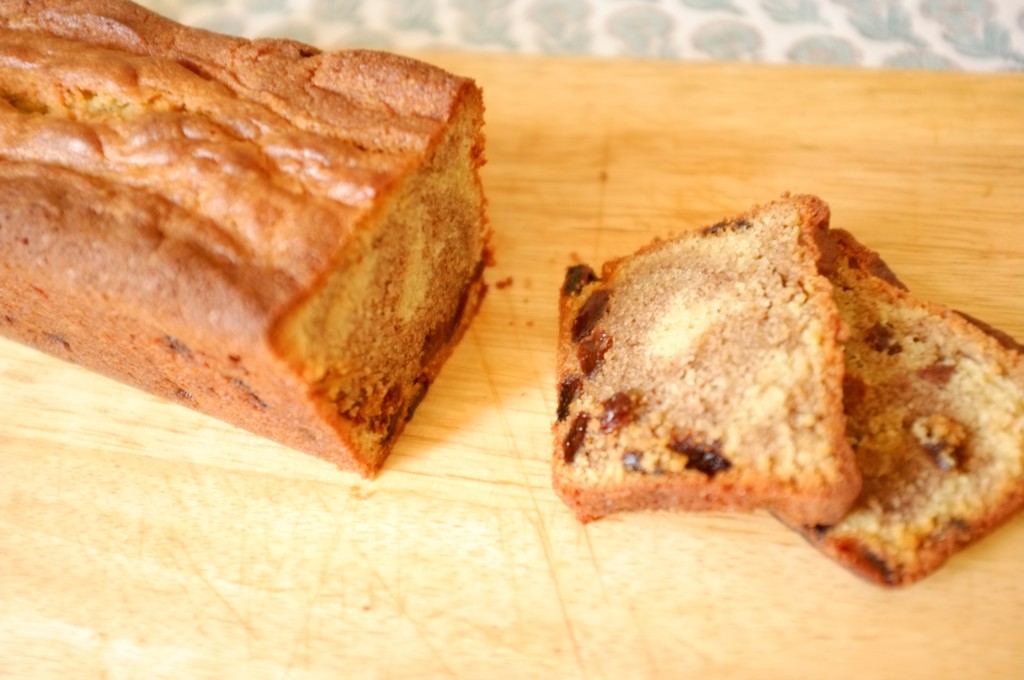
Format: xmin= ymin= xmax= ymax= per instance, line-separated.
xmin=495 ymin=276 xmax=513 ymax=290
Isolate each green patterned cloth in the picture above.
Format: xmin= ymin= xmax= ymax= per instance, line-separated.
xmin=136 ymin=0 xmax=1024 ymax=71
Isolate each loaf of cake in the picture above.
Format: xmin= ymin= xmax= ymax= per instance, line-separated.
xmin=0 ymin=0 xmax=490 ymax=475
xmin=787 ymin=227 xmax=1024 ymax=586
xmin=552 ymin=195 xmax=862 ymax=524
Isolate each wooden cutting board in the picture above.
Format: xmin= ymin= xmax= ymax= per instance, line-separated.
xmin=2 ymin=55 xmax=1023 ymax=679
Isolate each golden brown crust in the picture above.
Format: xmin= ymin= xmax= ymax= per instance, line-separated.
xmin=0 ymin=0 xmax=477 ymax=298
xmin=0 ymin=0 xmax=489 ymax=474
xmin=954 ymin=310 xmax=1024 ymax=355
xmin=797 ymin=228 xmax=1024 ymax=587
xmin=553 ymin=194 xmax=861 ymax=526
xmin=814 ymin=227 xmax=909 ymax=292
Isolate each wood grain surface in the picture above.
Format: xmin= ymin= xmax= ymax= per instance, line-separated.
xmin=2 ymin=55 xmax=1023 ymax=679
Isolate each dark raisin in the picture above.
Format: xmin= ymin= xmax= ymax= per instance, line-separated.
xmin=47 ymin=334 xmax=71 ymax=352
xmin=571 ymin=289 xmax=610 ymax=342
xmin=811 ymin=524 xmax=832 ymax=539
xmin=232 ymin=377 xmax=268 ymax=410
xmin=922 ymin=441 xmax=960 ymax=471
xmin=378 ymin=383 xmax=421 ymax=446
xmin=843 ymin=374 xmax=867 ymax=414
xmin=864 ymin=323 xmax=902 ymax=355
xmin=298 ymin=47 xmax=318 ymax=58
xmin=162 ymin=335 xmax=192 ymax=358
xmin=563 ymin=264 xmax=598 ymax=296
xmin=577 ymin=330 xmax=612 ymax=375
xmin=847 ymin=255 xmax=861 ymax=270
xmin=421 ymin=291 xmax=465 ymax=363
xmin=599 ymin=391 xmax=637 ymax=434
xmin=622 ymin=451 xmax=645 ymax=473
xmin=381 ymin=384 xmax=402 ymax=412
xmin=864 ymin=323 xmax=892 ymax=351
xmin=406 ymin=379 xmax=430 ymax=422
xmin=422 ymin=260 xmax=484 ymax=365
xmin=668 ymin=433 xmax=731 ymax=477
xmin=562 ymin=413 xmax=589 ymax=463
xmin=918 ymin=361 xmax=956 ymax=386
xmin=377 ymin=384 xmax=403 ymax=443
xmin=556 ymin=375 xmax=582 ymax=422
xmin=382 ymin=410 xmax=403 ymax=446
xmin=421 ymin=327 xmax=445 ymax=367
xmin=947 ymin=518 xmax=971 ymax=535
xmin=859 ymin=547 xmax=899 ymax=586
xmin=912 ymin=414 xmax=966 ymax=471
xmin=702 ymin=218 xmax=751 ymax=236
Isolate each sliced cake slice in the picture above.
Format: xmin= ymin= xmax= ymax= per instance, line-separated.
xmin=552 ymin=195 xmax=861 ymax=525
xmin=790 ymin=227 xmax=1024 ymax=587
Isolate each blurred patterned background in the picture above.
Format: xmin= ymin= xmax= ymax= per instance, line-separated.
xmin=136 ymin=0 xmax=1024 ymax=71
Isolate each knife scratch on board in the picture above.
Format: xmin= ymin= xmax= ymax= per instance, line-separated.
xmin=282 ymin=485 xmax=342 ymax=674
xmin=166 ymin=535 xmax=256 ymax=639
xmin=579 ymin=527 xmax=608 ymax=601
xmin=495 ymin=512 xmax=530 ymax=647
xmin=525 ymin=511 xmax=588 ymax=678
xmin=352 ymin=539 xmax=460 ymax=679
xmin=468 ymin=322 xmax=589 ymax=673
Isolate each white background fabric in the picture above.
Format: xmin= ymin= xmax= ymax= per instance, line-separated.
xmin=137 ymin=0 xmax=1024 ymax=71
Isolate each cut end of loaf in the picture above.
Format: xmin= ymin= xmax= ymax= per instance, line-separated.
xmin=273 ymin=84 xmax=490 ymax=475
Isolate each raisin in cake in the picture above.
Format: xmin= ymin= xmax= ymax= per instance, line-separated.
xmin=0 ymin=0 xmax=490 ymax=475
xmin=553 ymin=195 xmax=861 ymax=524
xmin=790 ymin=227 xmax=1024 ymax=586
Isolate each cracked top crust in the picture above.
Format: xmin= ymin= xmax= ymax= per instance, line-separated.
xmin=0 ymin=0 xmax=478 ymax=333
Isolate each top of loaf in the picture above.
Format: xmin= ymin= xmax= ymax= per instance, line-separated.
xmin=0 ymin=0 xmax=479 ymax=330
